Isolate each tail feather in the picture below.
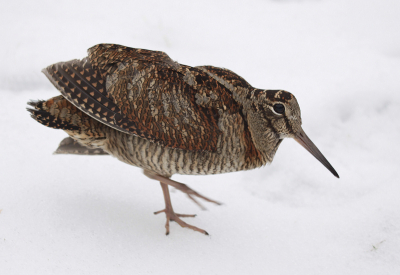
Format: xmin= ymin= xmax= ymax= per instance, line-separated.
xmin=27 ymin=100 xmax=39 ymax=108
xmin=54 ymin=137 xmax=109 ymax=155
xmin=27 ymin=98 xmax=79 ymax=131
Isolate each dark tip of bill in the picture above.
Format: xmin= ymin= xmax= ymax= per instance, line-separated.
xmin=205 ymin=231 xmax=209 ymax=236
xmin=328 ymin=166 xmax=340 ymax=178
xmin=333 ymin=171 xmax=340 ymax=179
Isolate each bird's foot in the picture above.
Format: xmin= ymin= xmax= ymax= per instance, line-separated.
xmin=144 ymin=170 xmax=222 ymax=210
xmin=171 ymin=181 xmax=222 ymax=210
xmin=154 ymin=208 xmax=207 ymax=235
xmin=155 ymin=182 xmax=209 ymax=235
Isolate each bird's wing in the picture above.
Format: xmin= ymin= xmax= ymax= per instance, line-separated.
xmin=43 ymin=44 xmax=241 ymax=152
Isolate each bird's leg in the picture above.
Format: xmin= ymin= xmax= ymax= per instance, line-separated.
xmin=156 ymin=182 xmax=208 ymax=235
xmin=143 ymin=170 xmax=221 ymax=210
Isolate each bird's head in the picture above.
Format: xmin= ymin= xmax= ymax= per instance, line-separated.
xmin=245 ymin=89 xmax=339 ymax=178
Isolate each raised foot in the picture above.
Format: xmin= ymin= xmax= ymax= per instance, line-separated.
xmin=174 ymin=183 xmax=222 ymax=210
xmin=154 ymin=208 xmax=208 ymax=236
xmin=143 ymin=170 xmax=222 ymax=210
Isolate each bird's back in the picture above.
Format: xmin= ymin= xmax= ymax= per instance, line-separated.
xmin=30 ymin=44 xmax=269 ymax=176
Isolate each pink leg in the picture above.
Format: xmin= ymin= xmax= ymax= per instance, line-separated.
xmin=156 ymin=182 xmax=208 ymax=235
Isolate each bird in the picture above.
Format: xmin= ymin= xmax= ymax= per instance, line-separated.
xmin=27 ymin=43 xmax=339 ymax=235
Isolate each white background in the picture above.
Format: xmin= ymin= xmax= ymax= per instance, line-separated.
xmin=1 ymin=0 xmax=400 ymax=274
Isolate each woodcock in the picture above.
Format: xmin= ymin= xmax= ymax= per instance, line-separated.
xmin=28 ymin=44 xmax=339 ymax=235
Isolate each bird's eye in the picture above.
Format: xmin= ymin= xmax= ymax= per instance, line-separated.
xmin=273 ymin=104 xmax=285 ymax=114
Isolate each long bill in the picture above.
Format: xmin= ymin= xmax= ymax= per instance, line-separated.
xmin=294 ymin=128 xmax=339 ymax=178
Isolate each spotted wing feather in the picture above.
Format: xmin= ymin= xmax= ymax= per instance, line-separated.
xmin=42 ymin=57 xmax=163 ymax=143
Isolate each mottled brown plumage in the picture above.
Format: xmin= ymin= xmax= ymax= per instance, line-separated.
xmin=28 ymin=44 xmax=339 ymax=235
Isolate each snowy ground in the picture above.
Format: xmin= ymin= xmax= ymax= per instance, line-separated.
xmin=1 ymin=0 xmax=400 ymax=274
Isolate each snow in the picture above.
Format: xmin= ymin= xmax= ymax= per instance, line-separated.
xmin=1 ymin=0 xmax=400 ymax=274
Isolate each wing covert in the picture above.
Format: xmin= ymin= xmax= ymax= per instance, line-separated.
xmin=105 ymin=60 xmax=223 ymax=151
